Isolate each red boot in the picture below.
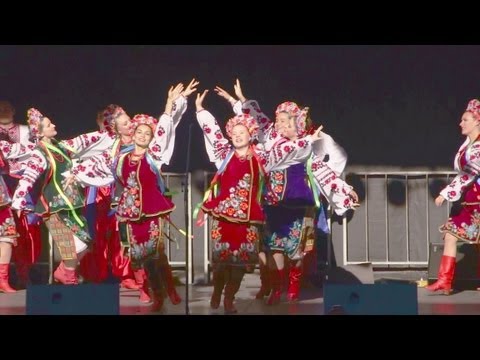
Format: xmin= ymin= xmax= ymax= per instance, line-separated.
xmin=133 ymin=268 xmax=151 ymax=303
xmin=53 ymin=262 xmax=79 ymax=285
xmin=266 ymin=269 xmax=285 ymax=306
xmin=0 ymin=264 xmax=16 ymax=293
xmin=426 ymin=255 xmax=456 ymax=295
xmin=286 ymin=266 xmax=302 ymax=302
xmin=120 ymin=278 xmax=141 ymax=290
xmin=255 ymin=264 xmax=271 ymax=299
xmin=164 ymin=265 xmax=181 ymax=305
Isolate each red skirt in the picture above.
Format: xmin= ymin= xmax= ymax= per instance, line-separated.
xmin=119 ymin=216 xmax=165 ymax=268
xmin=0 ymin=205 xmax=18 ymax=244
xmin=441 ymin=181 xmax=480 ymax=243
xmin=210 ymin=218 xmax=260 ymax=266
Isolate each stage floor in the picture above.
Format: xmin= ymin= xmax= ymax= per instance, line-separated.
xmin=1 ymin=271 xmax=480 ymax=315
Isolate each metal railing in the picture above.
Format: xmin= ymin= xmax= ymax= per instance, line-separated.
xmin=342 ymin=171 xmax=456 ymax=267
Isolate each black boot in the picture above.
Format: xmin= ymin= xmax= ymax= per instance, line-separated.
xmin=210 ymin=265 xmax=226 ymax=309
xmin=144 ymin=259 xmax=166 ymax=312
xmin=223 ymin=266 xmax=245 ymax=314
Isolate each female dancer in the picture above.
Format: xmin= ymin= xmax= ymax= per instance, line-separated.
xmin=427 ymin=99 xmax=480 ymax=295
xmin=195 ymin=89 xmax=323 ymax=313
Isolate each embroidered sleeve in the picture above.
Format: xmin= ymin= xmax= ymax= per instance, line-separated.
xmin=0 ymin=140 xmax=36 ymax=175
xmin=310 ymin=155 xmax=355 ymax=216
xmin=172 ymin=95 xmax=188 ymax=127
xmin=60 ymin=130 xmax=111 ymax=158
xmin=260 ymin=135 xmax=314 ymax=172
xmin=11 ymin=150 xmax=47 ymax=210
xmin=0 ymin=140 xmax=34 ymax=159
xmin=312 ymin=132 xmax=348 ymax=176
xmin=241 ymin=99 xmax=273 ymax=134
xmin=19 ymin=124 xmax=32 ymax=145
xmin=232 ymin=100 xmax=243 ymax=116
xmin=151 ymin=113 xmax=175 ymax=166
xmin=241 ymin=99 xmax=278 ymax=150
xmin=67 ymin=150 xmax=115 ymax=188
xmin=156 ymin=95 xmax=188 ymax=166
xmin=440 ymin=143 xmax=480 ymax=202
xmin=196 ymin=109 xmax=232 ymax=169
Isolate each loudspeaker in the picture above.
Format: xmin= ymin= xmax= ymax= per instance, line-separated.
xmin=26 ymin=284 xmax=120 ymax=315
xmin=324 ymin=283 xmax=418 ymax=315
xmin=428 ymin=242 xmax=480 ymax=290
xmin=325 ymin=263 xmax=375 ymax=285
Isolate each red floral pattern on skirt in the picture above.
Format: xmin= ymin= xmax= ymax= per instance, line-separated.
xmin=441 ymin=181 xmax=480 ymax=243
xmin=0 ymin=206 xmax=18 ymax=244
xmin=210 ymin=219 xmax=259 ymax=266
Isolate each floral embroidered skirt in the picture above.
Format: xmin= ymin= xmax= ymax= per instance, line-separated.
xmin=210 ymin=218 xmax=260 ymax=267
xmin=0 ymin=205 xmax=19 ymax=244
xmin=440 ymin=182 xmax=480 ymax=243
xmin=119 ymin=216 xmax=166 ymax=269
xmin=264 ymin=205 xmax=316 ymax=260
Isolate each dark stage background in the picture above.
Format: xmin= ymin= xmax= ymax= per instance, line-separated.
xmin=1 ymin=45 xmax=479 ymax=172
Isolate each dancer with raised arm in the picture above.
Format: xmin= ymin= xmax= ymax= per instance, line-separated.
xmin=72 ymin=80 xmax=196 ymax=301
xmin=66 ymin=84 xmax=192 ymax=310
xmin=195 ymin=89 xmax=324 ymax=313
xmin=214 ymin=81 xmax=359 ymax=303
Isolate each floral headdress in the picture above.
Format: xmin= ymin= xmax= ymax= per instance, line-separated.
xmin=225 ymin=113 xmax=259 ymax=139
xmin=27 ymin=108 xmax=44 ymax=140
xmin=466 ymin=99 xmax=480 ymax=119
xmin=102 ymin=104 xmax=127 ymax=135
xmin=131 ymin=114 xmax=158 ymax=133
xmin=275 ymin=101 xmax=310 ymax=137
